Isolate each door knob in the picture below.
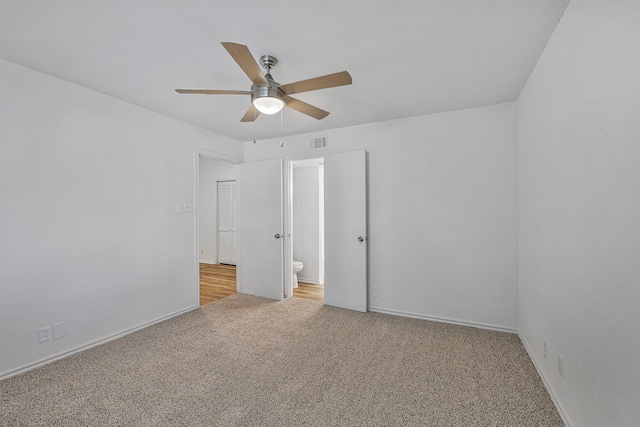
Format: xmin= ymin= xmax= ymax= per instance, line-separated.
xmin=274 ymin=233 xmax=281 ymax=239
xmin=357 ymin=236 xmax=365 ymax=242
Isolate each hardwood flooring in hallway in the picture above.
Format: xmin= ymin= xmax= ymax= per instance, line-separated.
xmin=199 ymin=263 xmax=324 ymax=305
xmin=199 ymin=263 xmax=236 ymax=306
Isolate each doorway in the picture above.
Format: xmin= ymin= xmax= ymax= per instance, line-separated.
xmin=234 ymin=150 xmax=368 ymax=311
xmin=290 ymin=158 xmax=325 ymax=302
xmin=196 ymin=151 xmax=240 ymax=306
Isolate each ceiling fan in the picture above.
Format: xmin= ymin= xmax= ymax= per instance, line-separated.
xmin=175 ymin=42 xmax=352 ymax=122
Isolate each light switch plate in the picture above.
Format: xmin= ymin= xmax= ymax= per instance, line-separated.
xmin=53 ymin=322 xmax=67 ymax=340
xmin=176 ymin=203 xmax=184 ymax=214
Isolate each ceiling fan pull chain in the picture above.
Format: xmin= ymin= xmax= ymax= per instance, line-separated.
xmin=253 ymin=106 xmax=257 ymax=144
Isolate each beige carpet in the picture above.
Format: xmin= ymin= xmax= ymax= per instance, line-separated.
xmin=0 ymin=294 xmax=563 ymax=426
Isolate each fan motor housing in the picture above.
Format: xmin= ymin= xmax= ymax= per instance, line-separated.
xmin=251 ymin=74 xmax=285 ymax=104
xmin=251 ymin=85 xmax=285 ymax=103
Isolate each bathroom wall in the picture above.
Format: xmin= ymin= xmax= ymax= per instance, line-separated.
xmin=245 ymin=102 xmax=518 ymax=331
xmin=517 ymin=1 xmax=640 ymax=425
xmin=0 ymin=58 xmax=243 ymax=378
xmin=293 ymin=166 xmax=323 ymax=284
xmin=198 ymin=158 xmax=238 ymax=264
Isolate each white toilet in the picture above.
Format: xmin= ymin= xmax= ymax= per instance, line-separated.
xmin=292 ymin=260 xmax=304 ymax=288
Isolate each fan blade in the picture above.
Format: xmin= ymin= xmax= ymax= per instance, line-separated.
xmin=240 ymin=105 xmax=261 ymax=122
xmin=221 ymin=42 xmax=268 ymax=87
xmin=279 ymin=71 xmax=352 ymax=95
xmin=284 ymin=96 xmax=329 ymax=120
xmin=175 ymin=89 xmax=251 ymax=95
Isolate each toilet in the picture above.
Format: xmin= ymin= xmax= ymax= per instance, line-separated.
xmin=292 ymin=260 xmax=304 ymax=288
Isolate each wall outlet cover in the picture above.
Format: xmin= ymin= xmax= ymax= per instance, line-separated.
xmin=38 ymin=326 xmax=51 ymax=344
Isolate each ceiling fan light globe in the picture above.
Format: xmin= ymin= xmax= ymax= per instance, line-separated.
xmin=252 ymin=96 xmax=285 ymax=115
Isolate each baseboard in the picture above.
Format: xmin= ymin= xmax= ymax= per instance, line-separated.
xmin=368 ymin=306 xmax=517 ymax=334
xmin=298 ymin=277 xmax=324 ymax=286
xmin=518 ymin=333 xmax=574 ymax=427
xmin=199 ymin=258 xmax=215 ymax=264
xmin=0 ymin=305 xmax=198 ymax=381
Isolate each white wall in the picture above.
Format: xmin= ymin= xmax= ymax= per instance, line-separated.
xmin=517 ymin=1 xmax=640 ymax=426
xmin=198 ymin=158 xmax=238 ymax=264
xmin=246 ymin=102 xmax=518 ymax=330
xmin=293 ymin=166 xmax=323 ymax=284
xmin=0 ymin=59 xmax=243 ymax=378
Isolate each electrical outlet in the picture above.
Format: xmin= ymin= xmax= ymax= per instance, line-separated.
xmin=53 ymin=322 xmax=67 ymax=340
xmin=543 ymin=342 xmax=548 ymax=361
xmin=38 ymin=326 xmax=51 ymax=344
xmin=183 ymin=202 xmax=193 ymax=212
xmin=372 ymin=287 xmax=379 ymax=297
xmin=557 ymin=354 xmax=564 ymax=378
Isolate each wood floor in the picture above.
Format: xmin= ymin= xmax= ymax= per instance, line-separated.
xmin=199 ymin=263 xmax=237 ymax=306
xmin=293 ymin=282 xmax=325 ymax=301
xmin=199 ymin=263 xmax=324 ymax=305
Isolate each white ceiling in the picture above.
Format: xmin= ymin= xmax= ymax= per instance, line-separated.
xmin=0 ymin=0 xmax=568 ymax=142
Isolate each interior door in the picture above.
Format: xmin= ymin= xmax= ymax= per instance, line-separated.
xmin=237 ymin=159 xmax=284 ymax=300
xmin=217 ymin=181 xmax=237 ymax=265
xmin=324 ymin=150 xmax=368 ymax=312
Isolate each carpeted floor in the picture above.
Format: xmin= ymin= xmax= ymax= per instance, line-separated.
xmin=0 ymin=294 xmax=563 ymax=426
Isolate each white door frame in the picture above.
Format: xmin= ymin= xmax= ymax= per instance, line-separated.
xmin=193 ymin=148 xmax=242 ymax=307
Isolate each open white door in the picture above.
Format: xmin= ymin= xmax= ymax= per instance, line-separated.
xmin=324 ymin=150 xmax=367 ymax=312
xmin=237 ymin=159 xmax=284 ymax=300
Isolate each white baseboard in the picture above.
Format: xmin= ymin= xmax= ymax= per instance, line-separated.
xmin=368 ymin=306 xmax=517 ymax=334
xmin=0 ymin=305 xmax=197 ymax=381
xmin=518 ymin=333 xmax=573 ymax=427
xmin=199 ymin=258 xmax=215 ymax=264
